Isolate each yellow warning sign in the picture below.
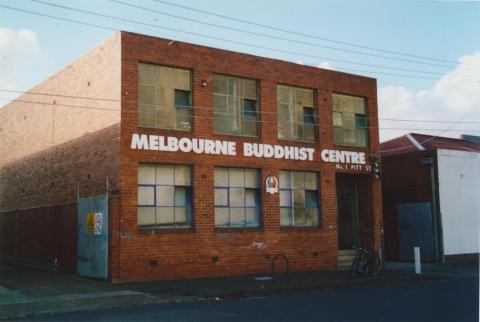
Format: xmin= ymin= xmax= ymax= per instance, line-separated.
xmin=87 ymin=212 xmax=95 ymax=234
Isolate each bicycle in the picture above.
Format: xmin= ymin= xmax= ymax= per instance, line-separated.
xmin=350 ymin=247 xmax=381 ymax=277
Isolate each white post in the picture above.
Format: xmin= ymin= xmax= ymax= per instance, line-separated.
xmin=414 ymin=247 xmax=421 ymax=275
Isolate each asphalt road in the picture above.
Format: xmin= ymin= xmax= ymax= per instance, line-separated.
xmin=19 ymin=274 xmax=478 ymax=322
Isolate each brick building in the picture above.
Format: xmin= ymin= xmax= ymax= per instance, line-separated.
xmin=381 ymin=133 xmax=480 ymax=263
xmin=0 ymin=31 xmax=382 ymax=282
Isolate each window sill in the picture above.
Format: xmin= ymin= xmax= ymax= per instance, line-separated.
xmin=277 ymin=138 xmax=317 ymax=145
xmin=138 ymin=227 xmax=194 ymax=234
xmin=279 ymin=226 xmax=323 ymax=232
xmin=215 ymin=227 xmax=264 ymax=234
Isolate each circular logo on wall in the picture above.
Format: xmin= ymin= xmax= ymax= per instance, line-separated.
xmin=265 ymin=176 xmax=279 ymax=194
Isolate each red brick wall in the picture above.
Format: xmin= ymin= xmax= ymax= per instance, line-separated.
xmin=113 ymin=32 xmax=382 ymax=282
xmin=0 ymin=33 xmax=121 ymax=168
xmin=0 ymin=203 xmax=77 ymax=271
xmin=0 ymin=125 xmax=121 ymax=271
xmin=381 ymin=150 xmax=436 ymax=259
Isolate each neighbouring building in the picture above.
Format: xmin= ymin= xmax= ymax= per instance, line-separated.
xmin=0 ymin=31 xmax=382 ymax=282
xmin=381 ymin=133 xmax=480 ymax=263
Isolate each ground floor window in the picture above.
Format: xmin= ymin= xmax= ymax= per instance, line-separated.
xmin=137 ymin=164 xmax=192 ymax=228
xmin=279 ymin=170 xmax=320 ymax=227
xmin=214 ymin=167 xmax=261 ymax=227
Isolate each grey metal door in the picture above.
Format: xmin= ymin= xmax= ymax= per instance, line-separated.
xmin=396 ymin=202 xmax=435 ymax=261
xmin=77 ymin=195 xmax=108 ymax=279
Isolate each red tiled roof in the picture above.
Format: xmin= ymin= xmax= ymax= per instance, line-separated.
xmin=380 ymin=133 xmax=480 ymax=156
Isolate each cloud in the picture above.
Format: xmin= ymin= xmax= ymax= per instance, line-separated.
xmin=317 ymin=61 xmax=334 ymax=70
xmin=378 ymin=51 xmax=480 ymax=142
xmin=0 ymin=28 xmax=40 ymax=98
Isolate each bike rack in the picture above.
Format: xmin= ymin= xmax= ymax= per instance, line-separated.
xmin=271 ymin=253 xmax=290 ymax=284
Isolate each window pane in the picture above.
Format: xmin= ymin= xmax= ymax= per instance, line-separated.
xmin=174 ymin=68 xmax=190 ymax=91
xmin=138 ymin=207 xmax=155 ymax=226
xmin=305 ymin=208 xmax=319 ymax=227
xmin=245 ymin=189 xmax=257 ymax=207
xmin=293 ymin=208 xmax=305 ymax=226
xmin=243 ymin=79 xmax=257 ymax=99
xmin=174 ymin=187 xmax=187 ymax=206
xmin=279 ymin=171 xmax=290 ymax=189
xmin=292 ymin=172 xmax=305 ymax=189
xmin=305 ymin=172 xmax=317 ymax=190
xmin=138 ymin=186 xmax=155 ymax=206
xmin=214 ymin=168 xmax=229 ymax=187
xmin=175 ymin=165 xmax=191 ymax=185
xmin=139 ymin=63 xmax=158 ymax=84
xmin=344 ymin=129 xmax=356 ymax=145
xmin=139 ymin=85 xmax=155 ymax=105
xmin=228 ymin=77 xmax=243 ymax=96
xmin=214 ymin=94 xmax=227 ymax=113
xmin=334 ymin=127 xmax=344 ymax=145
xmin=175 ymin=207 xmax=190 ymax=226
xmin=333 ymin=112 xmax=343 ymax=127
xmin=229 ymin=188 xmax=245 ymax=207
xmin=156 ymin=207 xmax=174 ymax=226
xmin=138 ymin=166 xmax=155 ymax=184
xmin=245 ymin=208 xmax=259 ymax=227
xmin=230 ymin=208 xmax=245 ymax=226
xmin=280 ymin=208 xmax=293 ymax=226
xmin=303 ymin=90 xmax=314 ymax=107
xmin=277 ymin=86 xmax=290 ymax=104
xmin=305 ymin=190 xmax=318 ymax=208
xmin=229 ymin=168 xmax=244 ymax=187
xmin=244 ymin=169 xmax=258 ymax=188
xmin=355 ymin=114 xmax=367 ymax=129
xmin=279 ymin=190 xmax=291 ymax=207
xmin=214 ymin=188 xmax=228 ymax=206
xmin=156 ymin=186 xmax=174 ymax=206
xmin=156 ymin=165 xmax=174 ymax=185
xmin=357 ymin=129 xmax=367 ymax=147
xmin=214 ymin=75 xmax=228 ymax=94
xmin=244 ymin=117 xmax=258 ymax=136
xmin=293 ymin=190 xmax=305 ymax=207
xmin=175 ymin=90 xmax=191 ymax=108
xmin=215 ymin=207 xmax=229 ymax=226
xmin=244 ymin=99 xmax=257 ymax=118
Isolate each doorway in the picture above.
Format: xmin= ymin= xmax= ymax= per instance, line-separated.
xmin=337 ymin=182 xmax=359 ymax=250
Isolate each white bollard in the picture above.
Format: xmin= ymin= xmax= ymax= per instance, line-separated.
xmin=414 ymin=247 xmax=421 ymax=275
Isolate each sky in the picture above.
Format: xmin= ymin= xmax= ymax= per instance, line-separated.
xmin=1 ymin=0 xmax=479 ymax=142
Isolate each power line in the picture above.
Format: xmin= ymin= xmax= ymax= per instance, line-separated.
xmin=1 ymin=89 xmax=480 ymax=124
xmin=106 ymin=0 xmax=464 ymax=71
xmin=149 ymin=0 xmax=478 ymax=68
xmin=6 ymin=4 xmax=479 ymax=83
xmin=2 ymin=98 xmax=480 ymax=133
xmin=380 ymin=103 xmax=480 ymax=153
xmin=30 ymin=0 xmax=462 ymax=77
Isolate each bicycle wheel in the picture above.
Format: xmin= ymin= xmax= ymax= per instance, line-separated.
xmin=351 ymin=258 xmax=361 ymax=278
xmin=367 ymin=255 xmax=381 ymax=276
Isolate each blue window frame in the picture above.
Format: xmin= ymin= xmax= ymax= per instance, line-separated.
xmin=279 ymin=171 xmax=320 ymax=227
xmin=214 ymin=167 xmax=261 ymax=227
xmin=138 ymin=164 xmax=192 ymax=229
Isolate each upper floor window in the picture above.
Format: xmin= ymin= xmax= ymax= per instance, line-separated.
xmin=333 ymin=93 xmax=368 ymax=147
xmin=214 ymin=167 xmax=261 ymax=227
xmin=213 ymin=75 xmax=259 ymax=136
xmin=137 ymin=164 xmax=192 ymax=229
xmin=277 ymin=85 xmax=316 ymax=142
xmin=138 ymin=63 xmax=192 ymax=131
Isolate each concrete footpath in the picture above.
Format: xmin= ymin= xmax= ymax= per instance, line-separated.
xmin=0 ymin=261 xmax=466 ymax=320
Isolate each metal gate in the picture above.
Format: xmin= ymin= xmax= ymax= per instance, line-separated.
xmin=77 ymin=194 xmax=108 ymax=279
xmin=396 ymin=202 xmax=435 ymax=261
